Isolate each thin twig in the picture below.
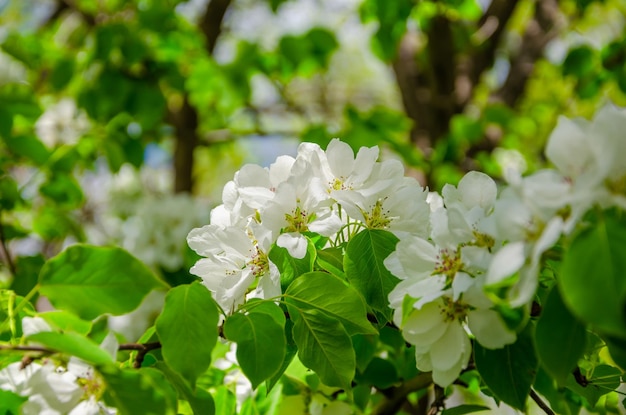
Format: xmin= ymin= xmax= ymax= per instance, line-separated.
xmin=427 ymin=384 xmax=446 ymax=415
xmin=0 ymin=220 xmax=16 ymax=276
xmin=530 ymin=389 xmax=555 ymax=415
xmin=372 ymin=372 xmax=433 ymax=415
xmin=0 ymin=344 xmax=54 ymax=353
xmin=119 ymin=341 xmax=162 ymax=368
xmin=0 ymin=341 xmax=162 ymax=369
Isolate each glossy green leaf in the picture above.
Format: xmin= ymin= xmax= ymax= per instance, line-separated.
xmin=101 ymin=367 xmax=177 ymax=415
xmin=353 ymin=333 xmax=378 ymax=372
xmin=288 ymin=308 xmax=355 ymax=390
xmin=344 ymin=229 xmax=399 ymax=322
xmin=285 ymin=271 xmax=376 ymax=335
xmin=3 ymin=134 xmax=49 ymax=164
xmin=39 ymin=245 xmax=166 ymax=320
xmin=0 ymin=389 xmax=27 ymax=414
xmin=269 ymin=241 xmax=316 ymax=292
xmin=441 ymin=404 xmax=491 ymax=415
xmin=357 ymin=357 xmax=398 ymax=389
xmin=535 ymin=287 xmax=587 ymax=385
xmin=26 ymin=331 xmax=114 ymax=366
xmin=10 ymin=255 xmax=44 ymax=299
xmin=39 ymin=310 xmax=92 ymax=335
xmin=565 ymin=365 xmax=622 ymax=407
xmin=316 ymin=246 xmax=346 ymax=278
xmin=246 ymin=300 xmax=286 ymax=326
xmin=224 ymin=311 xmax=286 ymax=389
xmin=560 ymin=211 xmax=626 ymax=338
xmin=155 ymin=362 xmax=215 ymax=415
xmin=0 ymin=291 xmax=36 ymax=340
xmin=213 ymin=386 xmax=237 ymax=415
xmin=474 ymin=325 xmax=538 ymax=411
xmin=155 ymin=282 xmax=218 ymax=387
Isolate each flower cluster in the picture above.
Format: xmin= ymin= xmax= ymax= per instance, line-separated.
xmin=0 ymin=318 xmax=117 ymax=415
xmin=188 ymin=104 xmax=626 ymax=388
xmin=388 ymin=104 xmax=626 ymax=386
xmin=187 ymin=139 xmax=430 ymax=313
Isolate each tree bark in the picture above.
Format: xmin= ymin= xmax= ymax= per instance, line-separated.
xmin=171 ymin=0 xmax=232 ymax=193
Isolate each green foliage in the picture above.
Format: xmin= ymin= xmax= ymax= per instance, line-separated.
xmin=441 ymin=405 xmax=491 ymax=415
xmin=39 ymin=245 xmax=167 ymax=320
xmin=101 ymin=367 xmax=178 ymax=415
xmin=26 ymin=331 xmax=114 ymax=366
xmin=535 ymin=287 xmax=587 ymax=385
xmin=155 ymin=282 xmax=219 ymax=387
xmin=224 ymin=305 xmax=287 ymax=389
xmin=284 ymin=271 xmax=376 ymax=335
xmin=269 ymin=240 xmax=316 ymax=292
xmin=1 ymin=1 xmax=626 ymax=414
xmin=560 ymin=210 xmax=626 ymax=338
xmin=0 ymin=389 xmax=27 ymax=414
xmin=474 ymin=325 xmax=539 ymax=411
xmin=288 ymin=308 xmax=355 ymax=390
xmin=344 ymin=229 xmax=399 ymax=323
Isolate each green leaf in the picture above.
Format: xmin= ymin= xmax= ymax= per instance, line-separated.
xmin=155 ymin=282 xmax=219 ymax=387
xmin=560 ymin=211 xmax=626 ymax=338
xmin=155 ymin=362 xmax=215 ymax=415
xmin=224 ymin=311 xmax=286 ymax=389
xmin=353 ymin=333 xmax=378 ymax=372
xmin=566 ymin=365 xmax=622 ymax=407
xmin=535 ymin=287 xmax=587 ymax=385
xmin=357 ymin=356 xmax=398 ymax=389
xmin=269 ymin=241 xmax=316 ymax=292
xmin=604 ymin=335 xmax=626 ymax=370
xmin=474 ymin=325 xmax=538 ymax=411
xmin=246 ymin=300 xmax=286 ymax=326
xmin=0 ymin=106 xmax=13 ymax=138
xmin=285 ymin=271 xmax=375 ymax=335
xmin=101 ymin=367 xmax=177 ymax=415
xmin=316 ymin=246 xmax=346 ymax=278
xmin=563 ymin=46 xmax=597 ymax=77
xmin=39 ymin=310 xmax=92 ymax=335
xmin=213 ymin=386 xmax=237 ymax=415
xmin=10 ymin=255 xmax=43 ymax=300
xmin=344 ymin=229 xmax=399 ymax=323
xmin=288 ymin=308 xmax=355 ymax=390
xmin=3 ymin=134 xmax=49 ymax=164
xmin=0 ymin=389 xmax=27 ymax=414
xmin=26 ymin=331 xmax=114 ymax=365
xmin=441 ymin=404 xmax=491 ymax=415
xmin=0 ymin=291 xmax=36 ymax=340
xmin=39 ymin=245 xmax=166 ymax=320
xmin=39 ymin=173 xmax=84 ymax=208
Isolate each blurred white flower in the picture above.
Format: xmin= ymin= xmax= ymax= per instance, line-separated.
xmin=35 ymin=99 xmax=89 ymax=148
xmin=122 ymin=193 xmax=207 ymax=271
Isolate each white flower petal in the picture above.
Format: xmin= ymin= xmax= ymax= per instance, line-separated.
xmin=277 ymin=233 xmax=308 ymax=259
xmin=486 ymin=242 xmax=526 ymax=285
xmin=468 ymin=309 xmax=517 ymax=349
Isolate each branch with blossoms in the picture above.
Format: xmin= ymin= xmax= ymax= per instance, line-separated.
xmin=1 ymin=105 xmax=626 ymax=414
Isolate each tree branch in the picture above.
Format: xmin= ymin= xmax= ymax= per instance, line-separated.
xmin=456 ymin=0 xmax=520 ymax=106
xmin=530 ymin=389 xmax=555 ymax=415
xmin=0 ymin=341 xmax=162 ymax=369
xmin=372 ymin=372 xmax=433 ymax=415
xmin=170 ymin=0 xmax=232 ymax=193
xmin=494 ymin=0 xmax=561 ymax=106
xmin=119 ymin=341 xmax=162 ymax=368
xmin=427 ymin=384 xmax=446 ymax=415
xmin=0 ymin=219 xmax=15 ymax=276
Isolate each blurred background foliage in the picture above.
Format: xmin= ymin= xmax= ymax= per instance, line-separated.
xmin=0 ymin=0 xmax=626 ymax=272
